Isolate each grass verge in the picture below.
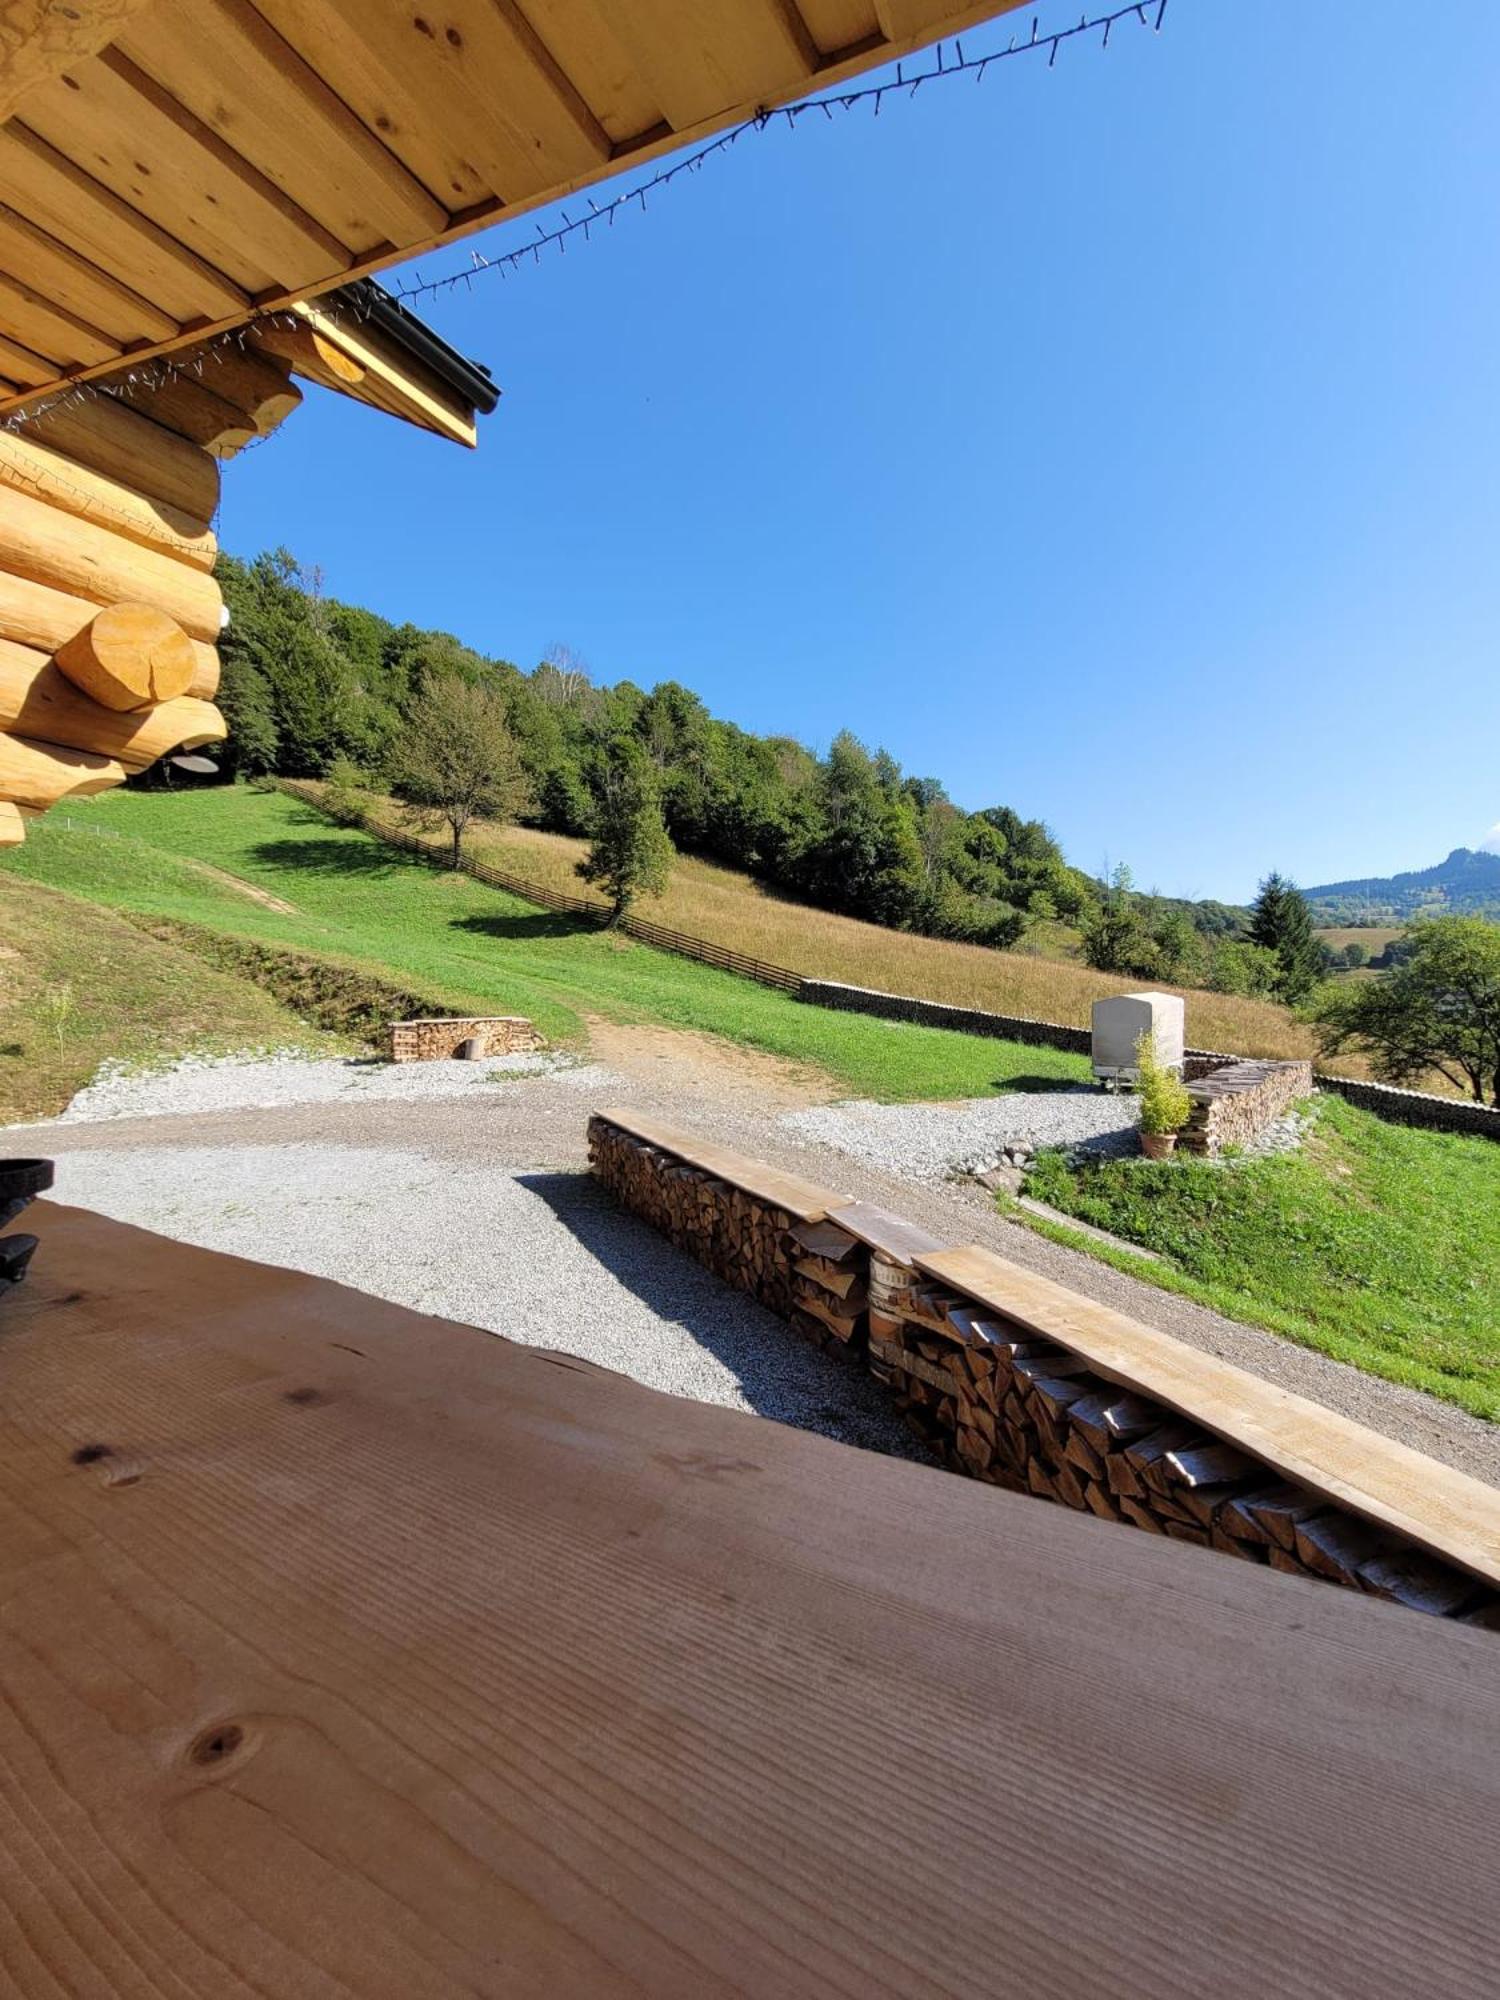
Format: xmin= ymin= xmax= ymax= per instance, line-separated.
xmin=0 ymin=873 xmax=340 ymax=1124
xmin=1012 ymin=1095 xmax=1500 ymax=1422
xmin=0 ymin=788 xmax=1091 ymax=1103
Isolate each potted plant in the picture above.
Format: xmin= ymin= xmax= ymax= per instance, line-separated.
xmin=1134 ymin=1030 xmax=1191 ymax=1160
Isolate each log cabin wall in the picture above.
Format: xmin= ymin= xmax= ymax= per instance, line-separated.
xmin=589 ymin=1110 xmax=1500 ymax=1628
xmin=0 ymin=348 xmax=306 ymax=845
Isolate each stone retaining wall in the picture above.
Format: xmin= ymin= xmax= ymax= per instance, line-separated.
xmin=589 ymin=1110 xmax=1500 ymax=1627
xmin=388 ymin=1015 xmax=542 ymax=1062
xmin=1181 ymin=1059 xmax=1315 ymax=1156
xmin=1314 ymin=1074 xmax=1500 ymax=1139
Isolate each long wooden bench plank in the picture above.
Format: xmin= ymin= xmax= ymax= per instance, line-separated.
xmin=825 ymin=1199 xmax=952 ymax=1265
xmin=917 ymin=1243 xmax=1500 ymax=1588
xmin=6 ymin=1202 xmax=1500 ymax=1997
xmin=594 ymin=1106 xmax=844 ymax=1221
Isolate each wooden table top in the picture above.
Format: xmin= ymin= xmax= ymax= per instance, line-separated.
xmin=3 ymin=1200 xmax=1497 ymax=1998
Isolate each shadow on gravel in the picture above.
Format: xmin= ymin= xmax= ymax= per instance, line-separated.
xmin=516 ymin=1170 xmax=925 ymax=1461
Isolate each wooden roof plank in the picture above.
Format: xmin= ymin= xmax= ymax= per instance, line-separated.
xmin=289 ymin=299 xmax=476 ymax=445
xmin=0 ymin=199 xmax=180 ymax=345
xmin=915 ymin=1243 xmax=1500 ymax=1589
xmin=0 ymin=330 xmax=60 ymax=389
xmin=0 ymin=0 xmax=157 ymax=122
xmin=0 ymin=271 xmax=120 ymax=369
xmin=116 ymin=0 xmax=450 ymax=250
xmin=5 ymin=1198 xmax=1500 ymax=1999
xmin=518 ymin=0 xmax=664 ymax=144
xmin=0 ymin=122 xmax=249 ymax=321
xmin=601 ymin=0 xmax=811 ymax=133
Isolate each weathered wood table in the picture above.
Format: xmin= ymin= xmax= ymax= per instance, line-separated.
xmin=3 ymin=1201 xmax=1496 ymax=1997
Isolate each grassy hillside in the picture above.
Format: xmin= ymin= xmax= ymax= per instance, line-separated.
xmin=1019 ymin=1096 xmax=1500 ymax=1421
xmin=0 ymin=788 xmax=1090 ymax=1104
xmin=314 ymin=784 xmax=1349 ymax=1068
xmin=0 ymin=872 xmax=338 ymax=1124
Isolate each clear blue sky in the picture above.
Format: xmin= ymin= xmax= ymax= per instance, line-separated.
xmin=217 ymin=0 xmax=1500 ymax=905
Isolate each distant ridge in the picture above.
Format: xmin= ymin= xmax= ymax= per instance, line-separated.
xmin=1304 ymin=848 xmax=1500 ymax=924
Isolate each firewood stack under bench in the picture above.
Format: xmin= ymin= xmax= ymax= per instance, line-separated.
xmin=589 ymin=1108 xmax=1500 ymax=1628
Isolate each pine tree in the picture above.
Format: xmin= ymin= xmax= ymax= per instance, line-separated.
xmin=1248 ymin=873 xmax=1322 ymax=1002
xmin=577 ymin=736 xmax=674 ymax=920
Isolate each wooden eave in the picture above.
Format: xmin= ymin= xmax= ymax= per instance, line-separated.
xmin=0 ymin=0 xmax=1031 ymax=418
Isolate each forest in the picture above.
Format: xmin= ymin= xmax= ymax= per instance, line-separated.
xmin=209 ymin=549 xmax=1277 ymax=989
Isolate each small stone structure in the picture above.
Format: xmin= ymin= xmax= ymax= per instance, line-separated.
xmin=589 ymin=1108 xmax=1500 ymax=1627
xmin=1181 ymin=1057 xmax=1315 ymax=1155
xmin=1091 ymin=991 xmax=1185 ymax=1083
xmin=388 ymin=1015 xmax=541 ymax=1063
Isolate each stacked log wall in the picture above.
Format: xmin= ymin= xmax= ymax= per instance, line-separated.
xmin=0 ymin=349 xmax=302 ymax=846
xmin=588 ymin=1112 xmax=1500 ymax=1628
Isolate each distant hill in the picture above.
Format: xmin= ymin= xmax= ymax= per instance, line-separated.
xmin=1304 ymin=848 xmax=1500 ymax=925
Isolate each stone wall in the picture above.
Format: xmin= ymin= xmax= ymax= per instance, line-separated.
xmin=1180 ymin=1059 xmax=1315 ymax=1156
xmin=797 ymin=979 xmax=1093 ymax=1053
xmin=798 ymin=979 xmax=1499 ymax=1144
xmin=589 ymin=1110 xmax=1500 ymax=1627
xmin=388 ymin=1015 xmax=542 ymax=1062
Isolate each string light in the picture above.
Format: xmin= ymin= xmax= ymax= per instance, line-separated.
xmin=0 ymin=1 xmax=1168 ymax=446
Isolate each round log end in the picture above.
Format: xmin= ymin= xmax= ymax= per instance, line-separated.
xmin=53 ymin=603 xmax=198 ymax=712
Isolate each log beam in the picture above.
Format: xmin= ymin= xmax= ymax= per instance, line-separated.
xmin=0 ymin=637 xmax=223 ymax=767
xmin=52 ymin=603 xmax=198 ymax=710
xmin=0 ymin=567 xmax=218 ymax=697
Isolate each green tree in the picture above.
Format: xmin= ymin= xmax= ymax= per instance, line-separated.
xmin=576 ymin=736 xmax=674 ymax=920
xmin=1249 ymin=872 xmax=1322 ymax=1002
xmin=1208 ymin=938 xmax=1279 ymax=997
xmin=1316 ymin=916 xmax=1500 ymax=1104
xmin=1082 ymin=867 xmax=1158 ymax=978
xmin=390 ymin=673 xmax=526 ymax=868
xmin=1342 ymin=940 xmax=1369 ymax=969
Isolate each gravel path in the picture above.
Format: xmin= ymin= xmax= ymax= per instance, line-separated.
xmin=784 ymin=1087 xmax=1138 ymax=1180
xmin=54 ymin=1048 xmax=609 ymax=1122
xmin=13 ymin=1044 xmax=1497 ymax=1488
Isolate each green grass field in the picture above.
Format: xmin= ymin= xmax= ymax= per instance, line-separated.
xmin=1018 ymin=1097 xmax=1500 ymax=1421
xmin=0 ymin=787 xmax=1089 ymax=1108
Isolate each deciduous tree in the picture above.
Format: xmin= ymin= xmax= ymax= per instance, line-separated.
xmin=390 ymin=673 xmax=526 ymax=868
xmin=1317 ymin=916 xmax=1500 ymax=1104
xmin=576 ymin=736 xmax=674 ymax=920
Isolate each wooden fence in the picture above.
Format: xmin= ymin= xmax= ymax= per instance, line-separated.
xmin=277 ymin=782 xmax=803 ymax=994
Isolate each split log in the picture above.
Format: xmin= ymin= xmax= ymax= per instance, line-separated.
xmin=0 ymin=485 xmax=222 ymax=639
xmin=0 ymin=732 xmax=125 ymax=811
xmin=0 ymin=428 xmax=216 ymax=570
xmin=0 ymin=638 xmax=222 ymax=766
xmin=106 ymin=350 xmax=301 ymax=457
xmin=0 ymin=799 xmax=23 ymax=846
xmin=0 ymin=568 xmax=219 ymax=695
xmin=250 ymin=318 xmax=367 ymax=393
xmin=53 ymin=604 xmax=197 ymax=710
xmin=24 ymin=392 xmax=220 ymax=521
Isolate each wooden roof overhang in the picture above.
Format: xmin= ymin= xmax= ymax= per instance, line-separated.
xmin=0 ymin=0 xmax=1030 ymax=419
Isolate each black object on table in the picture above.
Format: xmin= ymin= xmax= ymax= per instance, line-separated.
xmin=1 ymin=1158 xmax=53 ymax=1288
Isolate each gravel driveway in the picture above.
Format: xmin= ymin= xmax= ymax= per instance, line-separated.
xmin=784 ymin=1087 xmax=1138 ymax=1180
xmin=12 ymin=1044 xmax=1497 ymax=1489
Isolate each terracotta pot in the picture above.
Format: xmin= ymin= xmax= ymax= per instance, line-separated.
xmin=1139 ymin=1131 xmax=1178 ymax=1161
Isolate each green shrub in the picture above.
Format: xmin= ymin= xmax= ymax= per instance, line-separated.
xmin=1135 ymin=1029 xmax=1192 ymax=1136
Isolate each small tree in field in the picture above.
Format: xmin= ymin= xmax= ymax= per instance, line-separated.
xmin=1316 ymin=916 xmax=1500 ymax=1104
xmin=1249 ymin=872 xmax=1322 ymax=1003
xmin=391 ymin=673 xmax=526 ymax=868
xmin=576 ymin=736 xmax=674 ymax=921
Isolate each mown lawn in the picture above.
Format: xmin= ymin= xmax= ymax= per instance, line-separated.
xmin=1019 ymin=1096 xmax=1500 ymax=1421
xmin=0 ymin=787 xmax=1090 ymax=1104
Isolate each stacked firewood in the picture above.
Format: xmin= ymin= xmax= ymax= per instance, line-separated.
xmin=865 ymin=1277 xmax=1493 ymax=1619
xmin=783 ymin=1219 xmax=866 ymax=1352
xmin=589 ymin=1115 xmax=1499 ymax=1626
xmin=588 ymin=1117 xmax=805 ymax=1318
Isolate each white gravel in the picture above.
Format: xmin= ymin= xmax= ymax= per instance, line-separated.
xmin=782 ymin=1087 xmax=1140 ymax=1182
xmin=38 ymin=1047 xmax=612 ymax=1125
xmin=48 ymin=1143 xmax=922 ymax=1458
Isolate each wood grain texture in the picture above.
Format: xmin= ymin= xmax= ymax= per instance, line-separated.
xmin=1 ymin=1200 xmax=1498 ymax=1998
xmin=917 ymin=1243 xmax=1500 ymax=1588
xmin=597 ymin=1105 xmax=843 ymax=1218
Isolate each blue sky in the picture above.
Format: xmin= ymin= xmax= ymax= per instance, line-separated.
xmin=217 ymin=0 xmax=1500 ymax=904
